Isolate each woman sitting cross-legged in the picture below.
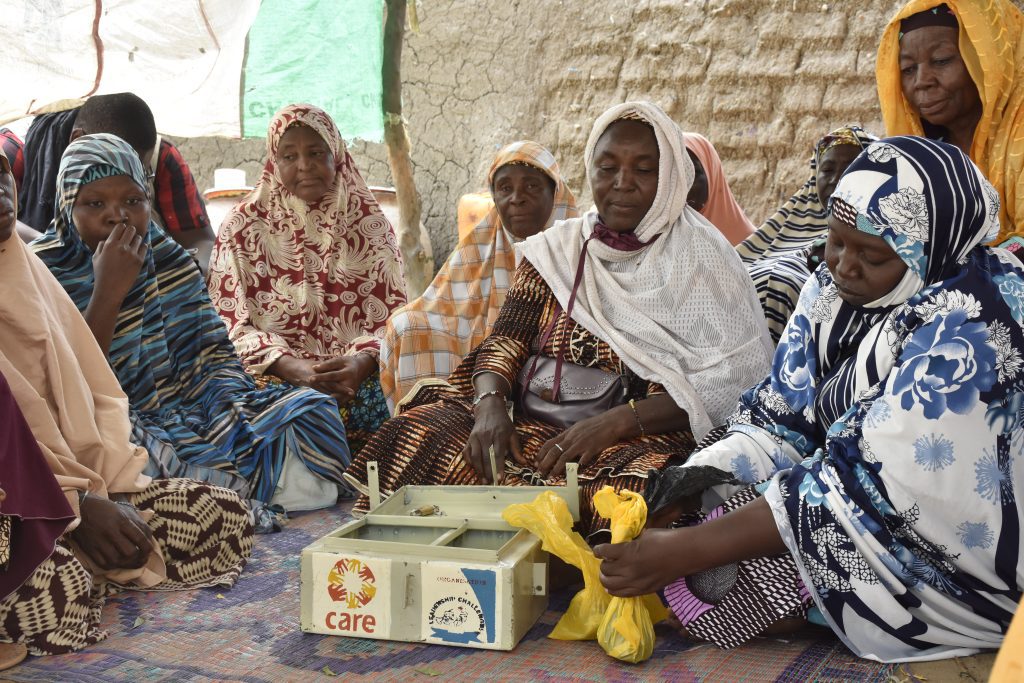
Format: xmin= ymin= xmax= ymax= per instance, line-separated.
xmin=0 ymin=148 xmax=251 ymax=656
xmin=208 ymin=104 xmax=407 ymax=454
xmin=596 ymin=136 xmax=1024 ymax=662
xmin=345 ymin=102 xmax=773 ymax=536
xmin=378 ymin=140 xmax=578 ymax=412
xmin=31 ymin=134 xmax=350 ymax=517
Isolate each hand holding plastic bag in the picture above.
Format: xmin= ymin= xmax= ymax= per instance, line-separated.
xmin=592 ymin=487 xmax=668 ymax=663
xmin=502 ymin=487 xmax=667 ymax=663
xmin=502 ymin=491 xmax=609 ymax=639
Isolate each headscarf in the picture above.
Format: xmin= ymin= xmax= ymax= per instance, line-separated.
xmin=518 ymin=102 xmax=773 ymax=439
xmin=876 ymin=0 xmax=1024 ymax=242
xmin=829 ymin=135 xmax=999 ymax=309
xmin=32 ymin=134 xmax=348 ymax=504
xmin=207 ymin=103 xmax=407 ymax=373
xmin=739 ymin=126 xmax=879 ymax=343
xmin=0 ymin=145 xmax=163 ymax=587
xmin=736 ymin=125 xmax=878 ymax=264
xmin=682 ymin=132 xmax=755 ymax=245
xmin=0 ymin=370 xmax=76 ymax=602
xmin=691 ymin=137 xmax=1020 ymax=660
xmin=899 ymin=2 xmax=959 ymax=33
xmin=379 ymin=141 xmax=577 ymax=410
xmin=817 ymin=128 xmax=871 ymax=159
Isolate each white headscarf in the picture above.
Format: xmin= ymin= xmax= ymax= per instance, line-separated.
xmin=518 ymin=102 xmax=773 ymax=439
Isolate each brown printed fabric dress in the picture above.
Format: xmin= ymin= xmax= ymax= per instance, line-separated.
xmin=346 ymin=261 xmax=696 ymax=536
xmin=0 ymin=479 xmax=252 ymax=656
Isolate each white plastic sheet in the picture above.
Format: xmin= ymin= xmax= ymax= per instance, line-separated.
xmin=1 ymin=0 xmax=260 ymax=137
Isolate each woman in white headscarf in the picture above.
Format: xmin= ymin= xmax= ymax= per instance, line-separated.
xmin=345 ymin=102 xmax=772 ymax=536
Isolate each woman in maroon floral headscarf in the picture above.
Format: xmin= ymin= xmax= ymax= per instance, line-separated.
xmin=208 ymin=104 xmax=407 ymax=452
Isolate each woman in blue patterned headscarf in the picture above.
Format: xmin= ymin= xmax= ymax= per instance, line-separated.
xmin=596 ymin=136 xmax=1024 ymax=662
xmin=32 ymin=134 xmax=350 ymax=515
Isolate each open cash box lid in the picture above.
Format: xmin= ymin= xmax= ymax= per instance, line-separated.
xmin=364 ymin=461 xmax=581 ymax=523
xmin=306 ymin=462 xmax=580 ymax=564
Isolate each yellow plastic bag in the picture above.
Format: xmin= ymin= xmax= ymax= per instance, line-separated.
xmin=592 ymin=487 xmax=669 ymax=664
xmin=502 ymin=488 xmax=667 ymax=663
xmin=502 ymin=491 xmax=609 ymax=639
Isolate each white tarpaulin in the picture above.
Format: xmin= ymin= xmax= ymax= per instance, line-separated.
xmin=2 ymin=0 xmax=261 ymax=137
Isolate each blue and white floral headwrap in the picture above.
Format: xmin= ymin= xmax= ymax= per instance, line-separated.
xmin=829 ymin=136 xmax=1001 ymax=308
xmin=686 ymin=135 xmax=1024 ymax=662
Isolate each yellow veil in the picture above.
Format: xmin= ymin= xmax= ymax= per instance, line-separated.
xmin=877 ymin=0 xmax=1024 ymax=242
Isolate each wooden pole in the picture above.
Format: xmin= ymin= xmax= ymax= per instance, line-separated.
xmin=383 ymin=0 xmax=433 ymax=298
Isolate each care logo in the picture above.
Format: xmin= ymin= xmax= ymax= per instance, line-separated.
xmin=326 ymin=558 xmax=376 ymax=609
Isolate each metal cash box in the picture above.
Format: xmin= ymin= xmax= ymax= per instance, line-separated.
xmin=300 ymin=462 xmax=580 ymax=650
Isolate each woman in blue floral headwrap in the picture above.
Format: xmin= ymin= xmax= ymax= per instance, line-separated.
xmin=595 ymin=136 xmax=1024 ymax=662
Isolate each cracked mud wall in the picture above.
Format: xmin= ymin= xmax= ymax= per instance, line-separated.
xmin=174 ymin=0 xmax=1024 ymax=268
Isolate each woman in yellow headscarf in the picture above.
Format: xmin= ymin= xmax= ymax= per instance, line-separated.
xmin=876 ymin=0 xmax=1024 ymax=244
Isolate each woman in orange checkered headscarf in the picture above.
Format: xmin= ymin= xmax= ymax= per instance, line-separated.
xmin=379 ymin=141 xmax=577 ymax=412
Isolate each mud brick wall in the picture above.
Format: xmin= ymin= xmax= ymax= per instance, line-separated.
xmin=174 ymin=0 xmax=1024 ymax=267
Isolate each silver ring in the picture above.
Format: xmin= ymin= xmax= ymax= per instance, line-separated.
xmin=554 ymin=443 xmax=565 ymax=453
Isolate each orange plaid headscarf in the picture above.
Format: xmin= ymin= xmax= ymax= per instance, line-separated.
xmin=876 ymin=0 xmax=1024 ymax=242
xmin=379 ymin=141 xmax=577 ymax=411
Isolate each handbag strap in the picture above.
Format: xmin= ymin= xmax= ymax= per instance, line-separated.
xmin=523 ymin=235 xmax=596 ymax=403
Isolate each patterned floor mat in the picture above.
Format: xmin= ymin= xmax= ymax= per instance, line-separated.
xmin=2 ymin=504 xmax=893 ymax=682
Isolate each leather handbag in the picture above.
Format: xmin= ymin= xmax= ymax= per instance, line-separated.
xmin=514 ymin=234 xmax=630 ymax=429
xmin=517 ymin=354 xmax=626 ymax=429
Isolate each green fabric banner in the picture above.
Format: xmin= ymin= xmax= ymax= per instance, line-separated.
xmin=242 ymin=0 xmax=383 ymax=141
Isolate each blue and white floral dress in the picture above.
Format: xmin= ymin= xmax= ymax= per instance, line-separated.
xmin=672 ymin=136 xmax=1024 ymax=662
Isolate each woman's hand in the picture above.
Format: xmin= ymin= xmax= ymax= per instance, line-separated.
xmin=70 ymin=494 xmax=155 ymax=571
xmin=534 ymin=407 xmax=631 ymax=478
xmin=92 ymin=222 xmax=147 ymax=304
xmin=309 ymin=353 xmax=376 ymax=405
xmin=268 ymin=356 xmax=320 ymax=388
xmin=461 ymin=395 xmax=524 ymax=484
xmin=598 ymin=497 xmax=787 ymax=597
xmin=595 ymin=527 xmax=691 ymax=597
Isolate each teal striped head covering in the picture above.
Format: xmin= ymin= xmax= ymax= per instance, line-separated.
xmin=54 ymin=133 xmax=149 ymax=246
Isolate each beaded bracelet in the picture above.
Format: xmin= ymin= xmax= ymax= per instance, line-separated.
xmin=628 ymin=399 xmax=647 ymax=437
xmin=472 ymin=389 xmax=505 ymax=407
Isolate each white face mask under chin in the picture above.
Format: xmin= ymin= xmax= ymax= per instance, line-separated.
xmin=862 ymin=266 xmax=923 ymax=309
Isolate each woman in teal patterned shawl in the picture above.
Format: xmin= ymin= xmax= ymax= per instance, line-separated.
xmin=32 ymin=134 xmax=349 ymax=510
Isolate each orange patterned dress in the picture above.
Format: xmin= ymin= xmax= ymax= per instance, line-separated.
xmin=346 ymin=261 xmax=695 ymax=537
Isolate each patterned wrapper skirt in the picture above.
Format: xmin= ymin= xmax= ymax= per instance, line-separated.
xmin=662 ymin=485 xmax=811 ymax=649
xmin=346 ymin=384 xmax=695 ymax=538
xmin=0 ymin=479 xmax=253 ymax=656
